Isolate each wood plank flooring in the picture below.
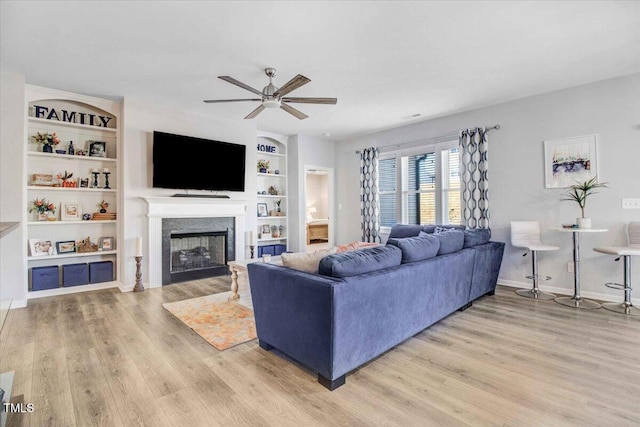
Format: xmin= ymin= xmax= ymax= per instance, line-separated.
xmin=1 ymin=281 xmax=639 ymax=426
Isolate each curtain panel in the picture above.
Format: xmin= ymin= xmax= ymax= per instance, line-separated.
xmin=360 ymin=147 xmax=381 ymax=242
xmin=459 ymin=128 xmax=490 ymax=229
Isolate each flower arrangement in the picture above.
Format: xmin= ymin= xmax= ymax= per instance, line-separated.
xmin=29 ymin=198 xmax=56 ymax=214
xmin=274 ymin=199 xmax=282 ymax=212
xmin=257 ymin=159 xmax=270 ymax=172
xmin=32 ymin=132 xmax=60 ymax=146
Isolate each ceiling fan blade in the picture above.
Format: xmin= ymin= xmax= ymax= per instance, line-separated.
xmin=244 ymin=104 xmax=265 ymax=119
xmin=203 ymin=98 xmax=261 ymax=103
xmin=280 ymin=103 xmax=308 ymax=120
xmin=218 ymin=76 xmax=263 ymax=96
xmin=273 ymin=74 xmax=310 ymax=97
xmin=282 ymin=97 xmax=337 ymax=105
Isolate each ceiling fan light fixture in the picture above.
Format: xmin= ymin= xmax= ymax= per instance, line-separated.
xmin=262 ymin=98 xmax=281 ymax=109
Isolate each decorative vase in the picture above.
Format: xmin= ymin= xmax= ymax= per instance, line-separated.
xmin=37 ymin=212 xmax=47 ymax=221
xmin=47 ymin=212 xmax=56 ymax=221
xmin=577 ymin=218 xmax=591 ymax=229
xmin=100 ymin=208 xmax=107 ymax=213
xmin=42 ymin=144 xmax=53 ymax=153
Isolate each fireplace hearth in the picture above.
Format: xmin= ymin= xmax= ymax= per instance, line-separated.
xmin=161 ymin=217 xmax=235 ymax=285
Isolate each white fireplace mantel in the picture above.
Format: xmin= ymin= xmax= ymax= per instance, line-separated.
xmin=142 ymin=197 xmax=247 ymax=287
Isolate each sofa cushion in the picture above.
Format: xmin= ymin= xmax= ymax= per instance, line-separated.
xmin=421 ymin=229 xmax=464 ymax=254
xmin=281 ymin=247 xmax=337 ymax=274
xmin=335 ymin=241 xmax=382 ymax=253
xmin=463 ymin=228 xmax=491 ymax=248
xmin=388 ymin=224 xmax=424 ymax=239
xmin=319 ymin=245 xmax=402 ymax=278
xmin=386 ymin=234 xmax=440 ymax=263
xmin=422 ymin=224 xmax=466 ymax=234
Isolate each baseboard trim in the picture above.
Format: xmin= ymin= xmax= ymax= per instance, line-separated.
xmin=497 ymin=279 xmax=639 ymax=305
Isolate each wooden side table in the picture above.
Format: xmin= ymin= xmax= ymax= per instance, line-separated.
xmin=227 ymin=256 xmax=282 ymax=300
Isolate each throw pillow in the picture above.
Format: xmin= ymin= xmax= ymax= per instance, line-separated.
xmin=386 ymin=234 xmax=440 ymax=263
xmin=281 ymin=247 xmax=337 ymax=274
xmin=433 ymin=226 xmax=458 ymax=234
xmin=319 ymin=245 xmax=402 ymax=278
xmin=336 ymin=241 xmax=382 ymax=253
xmin=423 ymin=229 xmax=465 ymax=254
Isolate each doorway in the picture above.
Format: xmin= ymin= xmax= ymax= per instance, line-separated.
xmin=303 ymin=165 xmax=334 ymax=252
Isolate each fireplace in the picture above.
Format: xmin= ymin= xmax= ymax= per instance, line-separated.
xmin=161 ymin=216 xmax=235 ymax=285
xmin=169 ymin=230 xmax=228 ymax=283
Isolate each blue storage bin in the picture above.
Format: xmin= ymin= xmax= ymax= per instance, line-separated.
xmin=274 ymin=244 xmax=287 ymax=255
xmin=32 ymin=265 xmax=59 ymax=291
xmin=89 ymin=261 xmax=114 ymax=283
xmin=63 ymin=263 xmax=89 ymax=287
xmin=258 ymin=245 xmax=275 ymax=257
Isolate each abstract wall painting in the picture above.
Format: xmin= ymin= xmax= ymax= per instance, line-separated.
xmin=544 ymin=134 xmax=598 ymax=188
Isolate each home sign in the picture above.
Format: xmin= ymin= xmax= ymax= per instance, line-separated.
xmin=257 ymin=143 xmax=277 ymax=153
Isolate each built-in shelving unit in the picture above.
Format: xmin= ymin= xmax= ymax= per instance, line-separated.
xmin=25 ymin=85 xmax=121 ymax=297
xmin=256 ymin=134 xmax=288 ymax=256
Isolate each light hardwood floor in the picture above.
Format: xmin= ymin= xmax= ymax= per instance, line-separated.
xmin=1 ymin=281 xmax=639 ymax=427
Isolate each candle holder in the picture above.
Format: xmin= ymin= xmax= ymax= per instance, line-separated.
xmin=250 ymin=245 xmax=255 ymax=259
xmin=133 ymin=256 xmax=144 ymax=292
xmin=103 ymin=172 xmax=111 ymax=189
xmin=91 ymin=171 xmax=100 ymax=188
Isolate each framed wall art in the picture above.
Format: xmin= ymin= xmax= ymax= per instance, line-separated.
xmin=257 ymin=203 xmax=268 ymax=217
xmin=99 ymin=237 xmax=114 ymax=251
xmin=544 ymin=134 xmax=598 ymax=188
xmin=56 ymin=240 xmax=76 ymax=254
xmin=89 ymin=141 xmax=107 ymax=158
xmin=61 ymin=202 xmax=81 ymax=221
xmin=29 ymin=238 xmax=55 ymax=256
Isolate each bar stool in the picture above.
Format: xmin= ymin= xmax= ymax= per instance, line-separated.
xmin=593 ymin=221 xmax=640 ymax=316
xmin=511 ymin=221 xmax=560 ymax=300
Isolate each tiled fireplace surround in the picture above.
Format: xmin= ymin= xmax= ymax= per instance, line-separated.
xmin=143 ymin=197 xmax=247 ymax=287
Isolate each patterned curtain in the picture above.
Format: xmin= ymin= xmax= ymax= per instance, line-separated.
xmin=360 ymin=147 xmax=381 ymax=242
xmin=459 ymin=128 xmax=490 ymax=229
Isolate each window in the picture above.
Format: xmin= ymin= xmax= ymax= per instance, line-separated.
xmin=379 ymin=140 xmax=460 ymax=229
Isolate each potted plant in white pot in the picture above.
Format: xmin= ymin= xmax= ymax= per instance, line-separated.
xmin=561 ymin=176 xmax=608 ymax=228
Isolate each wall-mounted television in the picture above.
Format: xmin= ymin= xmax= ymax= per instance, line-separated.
xmin=153 ymin=131 xmax=246 ymax=192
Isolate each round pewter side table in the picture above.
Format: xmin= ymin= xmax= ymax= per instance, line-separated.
xmin=551 ymin=227 xmax=608 ymax=309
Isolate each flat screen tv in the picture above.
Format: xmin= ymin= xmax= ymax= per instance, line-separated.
xmin=153 ymin=131 xmax=246 ymax=192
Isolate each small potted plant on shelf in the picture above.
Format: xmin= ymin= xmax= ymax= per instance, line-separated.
xmin=32 ymin=132 xmax=60 ymax=153
xmin=29 ymin=198 xmax=56 ymax=221
xmin=561 ymin=176 xmax=608 ymax=228
xmin=57 ymin=170 xmax=74 ymax=187
xmin=98 ymin=200 xmax=109 ymax=213
xmin=274 ymin=199 xmax=282 ymax=214
xmin=257 ymin=159 xmax=270 ymax=173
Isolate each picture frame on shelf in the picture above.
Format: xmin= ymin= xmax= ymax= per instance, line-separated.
xmin=262 ymin=224 xmax=270 ymax=235
xmin=544 ymin=134 xmax=598 ymax=189
xmin=257 ymin=202 xmax=268 ymax=217
xmin=56 ymin=240 xmax=76 ymax=254
xmin=29 ymin=238 xmax=55 ymax=257
xmin=99 ymin=237 xmax=114 ymax=251
xmin=88 ymin=141 xmax=107 ymax=158
xmin=61 ymin=202 xmax=81 ymax=221
xmin=79 ymin=178 xmax=89 ymax=188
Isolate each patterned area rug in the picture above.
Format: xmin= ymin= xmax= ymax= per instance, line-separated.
xmin=162 ymin=294 xmax=257 ymax=350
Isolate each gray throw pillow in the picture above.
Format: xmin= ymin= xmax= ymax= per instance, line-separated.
xmin=421 ymin=230 xmax=464 ymax=255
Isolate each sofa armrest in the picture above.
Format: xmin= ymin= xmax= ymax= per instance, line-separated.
xmin=247 ymin=263 xmax=341 ymax=379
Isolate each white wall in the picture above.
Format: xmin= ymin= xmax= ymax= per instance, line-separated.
xmin=336 ymin=73 xmax=640 ymax=302
xmin=0 ymin=69 xmax=27 ymax=305
xmin=121 ymin=98 xmax=257 ymax=287
xmin=287 ymin=134 xmax=336 ymax=251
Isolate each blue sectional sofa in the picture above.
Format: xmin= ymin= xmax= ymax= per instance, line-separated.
xmin=247 ymin=224 xmax=505 ymax=390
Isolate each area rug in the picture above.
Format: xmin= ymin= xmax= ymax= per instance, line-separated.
xmin=162 ymin=294 xmax=257 ymax=350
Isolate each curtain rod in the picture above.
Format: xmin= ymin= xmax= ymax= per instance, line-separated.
xmin=355 ymin=124 xmax=500 ymax=154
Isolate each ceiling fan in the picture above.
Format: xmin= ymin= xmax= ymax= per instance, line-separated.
xmin=203 ymin=68 xmax=337 ymax=120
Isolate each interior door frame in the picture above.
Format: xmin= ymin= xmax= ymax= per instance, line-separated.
xmin=302 ymin=164 xmax=335 ymax=250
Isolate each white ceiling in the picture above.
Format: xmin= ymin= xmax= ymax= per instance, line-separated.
xmin=2 ymin=1 xmax=639 ymax=141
